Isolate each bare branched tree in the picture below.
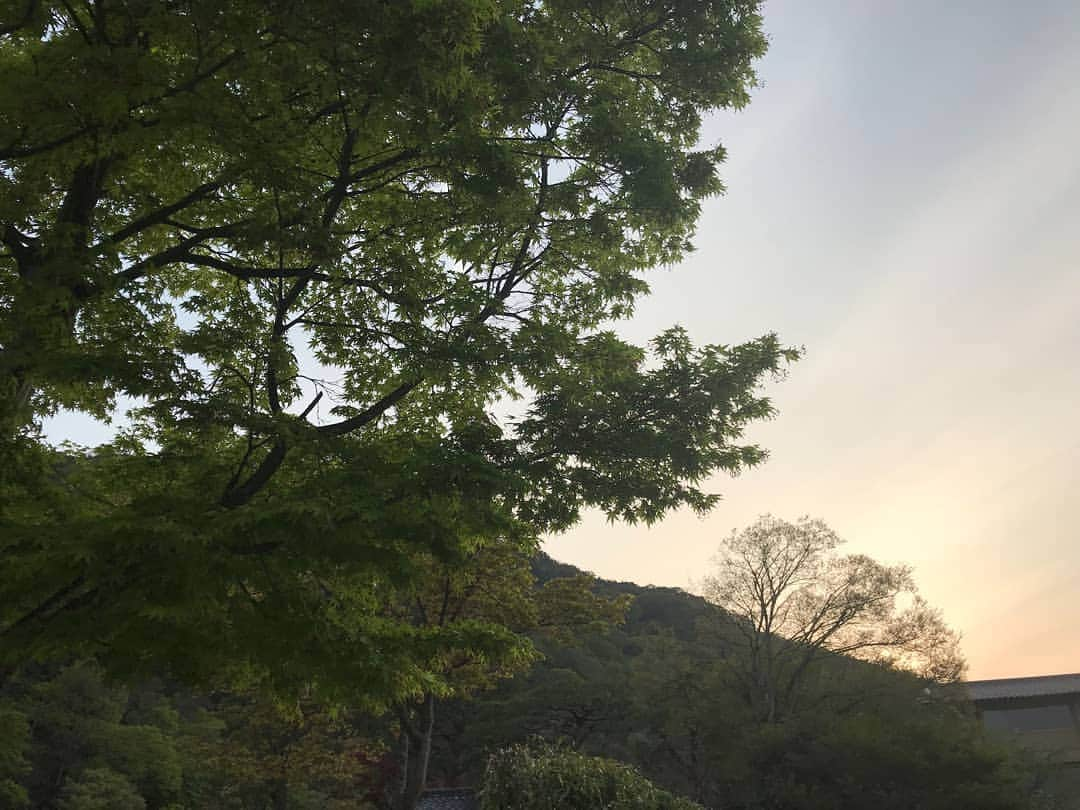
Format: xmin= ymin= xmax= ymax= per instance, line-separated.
xmin=702 ymin=515 xmax=965 ymax=723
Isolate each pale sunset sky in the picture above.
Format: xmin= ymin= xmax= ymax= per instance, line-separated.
xmin=43 ymin=1 xmax=1079 ymax=681
xmin=545 ymin=0 xmax=1080 ymax=680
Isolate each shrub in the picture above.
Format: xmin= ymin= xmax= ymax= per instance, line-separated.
xmin=480 ymin=741 xmax=704 ymax=810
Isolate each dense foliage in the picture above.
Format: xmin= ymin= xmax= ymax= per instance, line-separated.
xmin=0 ymin=661 xmax=383 ymax=809
xmin=480 ymin=741 xmax=703 ymax=810
xmin=424 ymin=556 xmax=1067 ymax=810
xmin=1 ymin=0 xmax=796 ymax=711
xmin=380 ymin=545 xmax=628 ymax=809
xmin=0 ymin=559 xmax=1069 ymax=809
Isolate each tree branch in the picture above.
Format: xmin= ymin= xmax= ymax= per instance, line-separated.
xmin=2 ymin=574 xmax=87 ymax=637
xmin=107 ymin=178 xmax=226 ymax=244
xmin=219 ymin=439 xmax=288 ymax=508
xmin=117 ymin=223 xmax=248 ymax=282
xmin=317 ymin=379 xmax=420 ymax=438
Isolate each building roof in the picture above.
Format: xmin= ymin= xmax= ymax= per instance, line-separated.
xmin=965 ymin=673 xmax=1080 ymax=702
xmin=416 ymin=788 xmax=478 ymax=810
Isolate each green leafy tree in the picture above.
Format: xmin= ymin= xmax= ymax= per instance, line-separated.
xmin=0 ymin=660 xmax=385 ymax=809
xmin=7 ymin=662 xmax=182 ymax=809
xmin=178 ymin=691 xmax=382 ymax=810
xmin=1 ymin=0 xmax=796 ymax=708
xmin=384 ymin=541 xmax=628 ymax=810
xmin=56 ymin=767 xmax=146 ymax=810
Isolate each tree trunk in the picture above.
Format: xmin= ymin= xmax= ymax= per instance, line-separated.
xmin=271 ymin=775 xmax=288 ymax=810
xmin=0 ymin=273 xmax=80 ymax=436
xmin=395 ymin=693 xmax=436 ymax=810
xmin=2 ymin=161 xmax=109 ymax=436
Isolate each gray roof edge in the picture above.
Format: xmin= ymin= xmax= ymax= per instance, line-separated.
xmin=965 ymin=673 xmax=1080 ymax=700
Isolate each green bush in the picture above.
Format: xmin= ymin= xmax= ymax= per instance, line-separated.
xmin=480 ymin=741 xmax=704 ymax=810
xmin=56 ymin=767 xmax=145 ymax=810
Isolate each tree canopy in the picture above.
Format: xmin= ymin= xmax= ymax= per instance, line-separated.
xmin=1 ymin=0 xmax=796 ymax=706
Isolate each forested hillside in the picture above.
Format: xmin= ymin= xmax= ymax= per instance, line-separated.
xmin=0 ymin=552 xmax=1068 ymax=809
xmin=423 ymin=554 xmax=1062 ymax=809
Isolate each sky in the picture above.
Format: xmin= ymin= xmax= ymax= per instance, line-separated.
xmin=544 ymin=0 xmax=1080 ymax=680
xmin=42 ymin=1 xmax=1079 ymax=681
